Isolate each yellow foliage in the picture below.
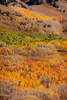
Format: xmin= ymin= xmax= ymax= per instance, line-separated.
xmin=0 ymin=47 xmax=14 ymax=55
xmin=0 ymin=59 xmax=67 ymax=89
xmin=9 ymin=6 xmax=62 ymax=21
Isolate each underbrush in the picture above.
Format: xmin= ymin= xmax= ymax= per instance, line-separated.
xmin=0 ymin=27 xmax=66 ymax=48
xmin=51 ymin=40 xmax=67 ymax=52
xmin=0 ymin=4 xmax=67 ymax=100
xmin=0 ymin=31 xmax=67 ymax=89
xmin=0 ymin=47 xmax=14 ymax=55
xmin=0 ymin=27 xmax=67 ymax=100
xmin=0 ymin=59 xmax=67 ymax=89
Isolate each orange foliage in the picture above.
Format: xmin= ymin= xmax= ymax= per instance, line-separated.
xmin=51 ymin=16 xmax=63 ymax=22
xmin=0 ymin=58 xmax=67 ymax=89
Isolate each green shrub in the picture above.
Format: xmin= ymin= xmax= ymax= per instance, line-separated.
xmin=0 ymin=27 xmax=67 ymax=48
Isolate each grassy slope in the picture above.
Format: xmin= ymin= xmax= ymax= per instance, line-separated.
xmin=0 ymin=4 xmax=67 ymax=100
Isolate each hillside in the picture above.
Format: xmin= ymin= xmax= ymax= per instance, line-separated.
xmin=0 ymin=0 xmax=67 ymax=100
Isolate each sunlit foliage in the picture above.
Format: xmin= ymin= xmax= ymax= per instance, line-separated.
xmin=9 ymin=6 xmax=63 ymax=22
xmin=0 ymin=28 xmax=67 ymax=90
xmin=0 ymin=58 xmax=67 ymax=89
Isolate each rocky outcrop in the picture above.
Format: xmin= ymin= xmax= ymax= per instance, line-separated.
xmin=30 ymin=0 xmax=43 ymax=5
xmin=0 ymin=0 xmax=16 ymax=4
xmin=0 ymin=0 xmax=44 ymax=5
xmin=0 ymin=0 xmax=29 ymax=9
xmin=0 ymin=0 xmax=60 ymax=9
xmin=8 ymin=1 xmax=29 ymax=9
